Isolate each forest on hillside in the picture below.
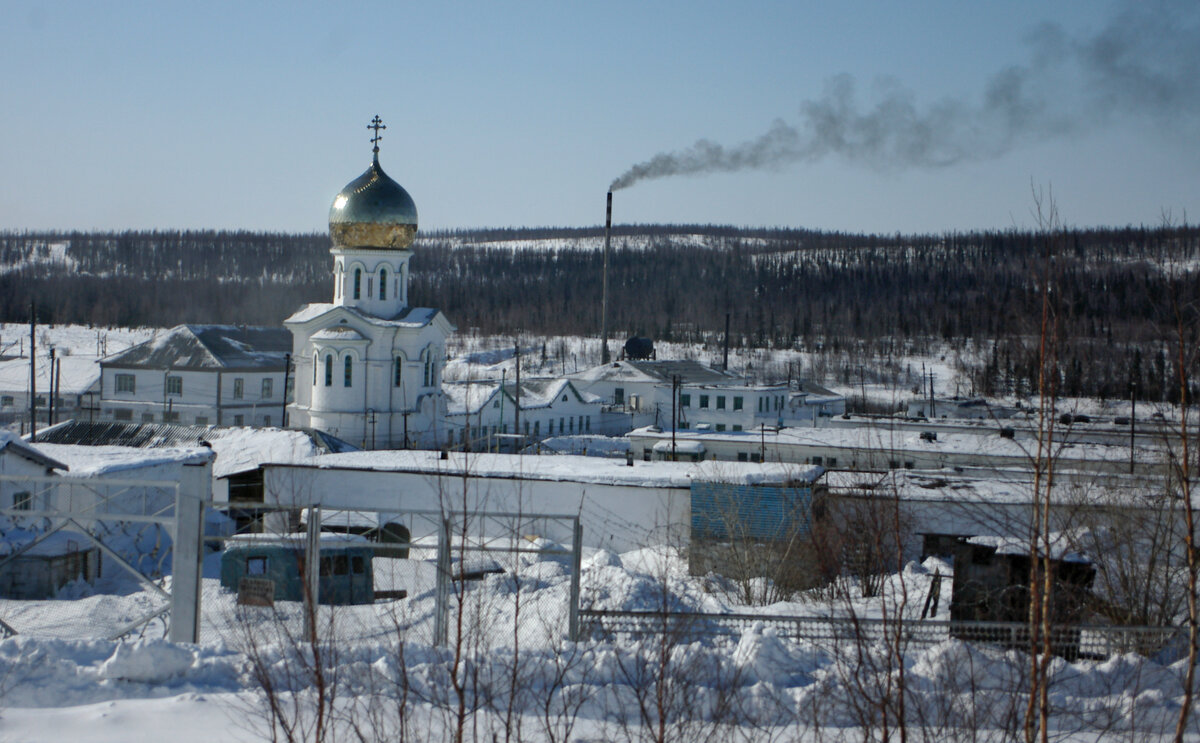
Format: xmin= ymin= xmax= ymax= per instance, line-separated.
xmin=1 ymin=223 xmax=1198 ymax=401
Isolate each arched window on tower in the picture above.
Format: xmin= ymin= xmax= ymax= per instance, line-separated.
xmin=312 ymin=353 xmax=318 ymax=385
xmin=379 ymin=268 xmax=387 ymax=300
xmin=394 ymin=356 xmax=403 ymax=387
xmin=344 ymin=355 xmax=353 ymax=387
xmin=324 ymin=355 xmax=333 ymax=387
xmin=353 ymin=268 xmax=362 ymax=300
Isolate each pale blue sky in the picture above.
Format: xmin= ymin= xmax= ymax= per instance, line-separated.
xmin=2 ymin=1 xmax=1196 ymax=234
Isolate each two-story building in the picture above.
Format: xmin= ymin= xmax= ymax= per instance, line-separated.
xmin=98 ymin=325 xmax=291 ymax=427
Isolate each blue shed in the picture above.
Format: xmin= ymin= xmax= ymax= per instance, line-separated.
xmin=220 ymin=536 xmax=375 ymax=605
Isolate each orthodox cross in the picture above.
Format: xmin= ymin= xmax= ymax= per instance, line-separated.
xmin=368 ymin=115 xmax=386 ymax=154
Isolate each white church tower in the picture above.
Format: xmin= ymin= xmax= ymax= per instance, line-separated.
xmin=286 ymin=117 xmax=454 ymax=448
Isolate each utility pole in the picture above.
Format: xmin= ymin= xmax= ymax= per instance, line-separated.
xmin=28 ymin=302 xmax=36 ymax=438
xmin=514 ymin=342 xmax=521 ymax=447
xmin=499 ymin=368 xmax=507 ymax=453
xmin=282 ymin=353 xmax=290 ymax=427
xmin=671 ymin=375 xmax=679 ymax=461
xmin=48 ymin=346 xmax=56 ymax=426
xmin=1130 ymin=380 xmax=1137 ymax=474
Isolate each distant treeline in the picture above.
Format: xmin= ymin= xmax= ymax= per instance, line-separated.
xmin=2 ymin=224 xmax=1198 ymax=401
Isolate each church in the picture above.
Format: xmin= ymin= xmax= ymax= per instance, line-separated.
xmin=285 ymin=118 xmax=454 ymax=449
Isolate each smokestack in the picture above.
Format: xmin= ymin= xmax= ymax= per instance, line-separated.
xmin=601 ymin=190 xmax=612 ymax=364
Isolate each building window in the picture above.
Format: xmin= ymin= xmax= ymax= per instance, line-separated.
xmin=699 ymin=395 xmax=709 ymax=409
xmin=246 ymin=556 xmax=267 ymax=575
xmin=679 ymin=393 xmax=690 ymax=407
xmin=379 ymin=269 xmax=387 ymax=300
xmin=422 ymin=350 xmax=436 ymax=387
xmin=738 ymin=452 xmax=748 ymax=462
xmin=231 ymin=378 xmax=243 ymax=400
xmin=116 ymin=373 xmax=135 ymax=393
xmin=717 ymin=396 xmax=726 ymax=410
xmin=367 ymin=277 xmax=373 ymax=298
xmin=548 ymin=419 xmax=554 ymax=436
xmin=353 ymin=268 xmax=362 ymax=299
xmin=394 ymin=357 xmax=403 ymax=387
xmin=344 ymin=356 xmax=353 ymax=387
xmin=142 ymin=412 xmax=155 ymax=423
xmin=827 ymin=457 xmax=838 ymax=468
xmin=716 ymin=424 xmax=726 ymax=431
xmin=195 ymin=416 xmax=209 ymax=425
xmin=114 ymin=408 xmax=133 ymax=421
xmin=324 ymin=355 xmax=333 ymax=386
xmin=263 ymin=415 xmax=271 ymax=426
xmin=166 ymin=375 xmax=182 ymax=396
xmin=812 ymin=456 xmax=823 ymax=466
xmin=733 ymin=424 xmax=743 ymax=431
xmin=1 ymin=395 xmax=14 ymax=407
xmin=734 ymin=396 xmax=743 ymax=411
xmin=262 ymin=378 xmax=273 ymax=399
xmin=586 ymin=416 xmax=591 ymax=432
xmin=234 ymin=414 xmax=245 ymax=426
xmin=613 ymin=387 xmax=624 ymax=405
xmin=13 ymin=491 xmax=32 ymax=511
xmin=163 ymin=411 xmax=180 ymax=423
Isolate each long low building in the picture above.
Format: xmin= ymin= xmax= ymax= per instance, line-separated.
xmin=627 ymin=422 xmax=1158 ymax=476
xmin=252 ymin=451 xmax=823 ymax=552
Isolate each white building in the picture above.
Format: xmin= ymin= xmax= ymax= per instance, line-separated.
xmin=444 ymin=377 xmax=603 ymax=450
xmin=286 ymin=124 xmax=453 ymax=449
xmin=97 ymin=324 xmax=290 ymax=428
xmin=0 ymin=353 xmax=101 ymax=427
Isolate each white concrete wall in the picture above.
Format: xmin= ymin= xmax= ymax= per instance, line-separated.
xmin=261 ymin=464 xmax=691 ymax=552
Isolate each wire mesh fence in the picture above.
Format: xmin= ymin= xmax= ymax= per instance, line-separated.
xmin=0 ymin=474 xmax=181 ymax=641
xmin=580 ymin=609 xmax=1183 ymax=660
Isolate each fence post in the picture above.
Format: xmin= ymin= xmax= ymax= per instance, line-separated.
xmin=170 ymin=460 xmax=211 ymax=644
xmin=568 ymin=518 xmax=583 ymax=641
xmin=434 ymin=517 xmax=452 ymax=647
xmin=304 ymin=504 xmax=321 ymax=641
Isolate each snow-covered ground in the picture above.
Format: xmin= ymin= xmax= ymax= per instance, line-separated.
xmin=3 ymin=543 xmax=1198 ymax=741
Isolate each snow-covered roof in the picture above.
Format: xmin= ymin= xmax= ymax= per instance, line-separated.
xmin=653 ymin=439 xmax=705 ymax=455
xmin=629 ymin=423 xmax=1142 ymax=469
xmin=443 ymin=381 xmax=505 ymax=416
xmin=311 ymin=325 xmax=368 ymax=341
xmin=34 ymin=442 xmax=213 ymax=477
xmin=569 ymin=359 xmax=739 ymax=387
xmin=285 ymin=303 xmax=450 ymax=331
xmin=0 ymin=355 xmax=100 ymax=395
xmin=102 ymin=325 xmax=290 ymax=370
xmin=264 ymin=449 xmax=823 ymax=489
xmin=0 ymin=431 xmax=68 ymax=471
xmin=503 ymin=378 xmax=598 ymax=409
xmin=31 ymin=421 xmax=357 ymax=479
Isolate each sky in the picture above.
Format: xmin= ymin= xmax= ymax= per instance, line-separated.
xmin=1 ymin=0 xmax=1197 ymax=235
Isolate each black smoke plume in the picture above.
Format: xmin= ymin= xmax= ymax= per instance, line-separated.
xmin=610 ymin=1 xmax=1199 ymax=191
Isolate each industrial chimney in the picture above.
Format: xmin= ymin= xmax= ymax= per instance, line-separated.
xmin=601 ymin=190 xmax=612 ymax=364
